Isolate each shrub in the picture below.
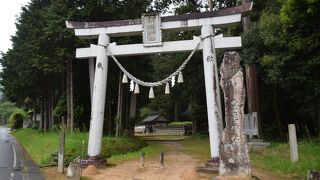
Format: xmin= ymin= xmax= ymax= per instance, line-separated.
xmin=8 ymin=108 xmax=28 ymax=129
xmin=168 ymin=121 xmax=192 ymax=126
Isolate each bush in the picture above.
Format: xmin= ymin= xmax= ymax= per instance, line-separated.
xmin=168 ymin=121 xmax=192 ymax=126
xmin=8 ymin=108 xmax=28 ymax=129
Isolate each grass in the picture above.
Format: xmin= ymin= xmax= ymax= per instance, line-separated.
xmin=180 ymin=136 xmax=210 ymax=161
xmin=15 ymin=128 xmax=319 ymax=179
xmin=178 ymin=135 xmax=320 ymax=179
xmin=108 ymin=141 xmax=167 ymax=164
xmin=13 ymin=128 xmax=147 ymax=166
xmin=135 ymin=134 xmax=187 ymax=141
xmin=250 ymin=138 xmax=320 ymax=179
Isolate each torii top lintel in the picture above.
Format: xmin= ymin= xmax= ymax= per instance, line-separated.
xmin=66 ymin=2 xmax=252 ymax=39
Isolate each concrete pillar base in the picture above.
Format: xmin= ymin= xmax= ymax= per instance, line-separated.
xmin=80 ymin=156 xmax=106 ymax=168
xmin=204 ymin=157 xmax=220 ymax=172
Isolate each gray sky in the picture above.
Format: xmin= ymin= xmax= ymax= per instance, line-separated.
xmin=0 ymin=0 xmax=31 ymax=54
xmin=0 ymin=0 xmax=210 ymax=54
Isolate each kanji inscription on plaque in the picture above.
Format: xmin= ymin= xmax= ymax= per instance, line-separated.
xmin=142 ymin=13 xmax=162 ymax=47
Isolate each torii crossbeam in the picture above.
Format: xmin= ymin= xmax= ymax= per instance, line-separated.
xmin=66 ymin=2 xmax=252 ymax=168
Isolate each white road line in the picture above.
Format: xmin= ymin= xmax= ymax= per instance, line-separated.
xmin=12 ymin=145 xmax=17 ymax=167
xmin=11 ymin=144 xmax=17 ymax=180
xmin=10 ymin=172 xmax=14 ymax=180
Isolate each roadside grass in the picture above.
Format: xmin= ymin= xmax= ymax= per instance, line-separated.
xmin=13 ymin=128 xmax=146 ymax=166
xmin=250 ymin=138 xmax=320 ymax=179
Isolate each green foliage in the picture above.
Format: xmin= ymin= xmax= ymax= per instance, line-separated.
xmin=108 ymin=141 xmax=166 ymax=164
xmin=53 ymin=95 xmax=67 ymax=118
xmin=0 ymin=101 xmax=18 ymax=124
xmin=242 ymin=0 xmax=320 ymax=137
xmin=168 ymin=121 xmax=192 ymax=126
xmin=8 ymin=108 xmax=28 ymax=129
xmin=13 ymin=128 xmax=147 ymax=165
xmin=250 ymin=139 xmax=320 ymax=178
xmin=53 ymin=95 xmax=84 ymax=120
xmin=139 ymin=107 xmax=154 ymax=119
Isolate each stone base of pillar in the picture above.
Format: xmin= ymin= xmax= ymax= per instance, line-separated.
xmin=80 ymin=156 xmax=106 ymax=168
xmin=204 ymin=157 xmax=220 ymax=172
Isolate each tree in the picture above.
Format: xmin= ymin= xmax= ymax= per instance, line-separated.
xmin=242 ymin=0 xmax=320 ymax=138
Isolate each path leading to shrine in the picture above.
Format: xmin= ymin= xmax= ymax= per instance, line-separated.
xmin=88 ymin=141 xmax=212 ymax=180
xmin=84 ymin=140 xmax=288 ymax=180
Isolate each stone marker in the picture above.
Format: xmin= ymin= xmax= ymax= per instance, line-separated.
xmin=58 ymin=128 xmax=65 ymax=173
xmin=219 ymin=52 xmax=251 ymax=177
xmin=160 ymin=152 xmax=164 ymax=169
xmin=140 ymin=152 xmax=145 ymax=168
xmin=288 ymin=124 xmax=299 ymax=163
xmin=67 ymin=157 xmax=81 ymax=180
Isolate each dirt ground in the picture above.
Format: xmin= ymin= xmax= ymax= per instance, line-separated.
xmin=82 ymin=142 xmax=289 ymax=180
xmin=86 ymin=141 xmax=212 ymax=180
xmin=42 ymin=141 xmax=290 ymax=180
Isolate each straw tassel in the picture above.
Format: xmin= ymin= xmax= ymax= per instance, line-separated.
xmin=134 ymin=83 xmax=140 ymax=94
xmin=165 ymin=83 xmax=170 ymax=94
xmin=149 ymin=87 xmax=154 ymax=99
xmin=122 ymin=74 xmax=128 ymax=83
xmin=178 ymin=72 xmax=184 ymax=83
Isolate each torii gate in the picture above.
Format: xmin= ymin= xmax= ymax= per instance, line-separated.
xmin=66 ymin=2 xmax=252 ymax=167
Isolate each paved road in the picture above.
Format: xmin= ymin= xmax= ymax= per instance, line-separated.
xmin=0 ymin=126 xmax=44 ymax=180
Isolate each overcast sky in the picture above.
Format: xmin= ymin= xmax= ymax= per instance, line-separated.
xmin=0 ymin=0 xmax=31 ymax=54
xmin=0 ymin=0 xmax=211 ymax=54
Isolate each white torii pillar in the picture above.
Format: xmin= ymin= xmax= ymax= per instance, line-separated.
xmin=87 ymin=34 xmax=109 ymax=158
xmin=201 ymin=25 xmax=221 ymax=162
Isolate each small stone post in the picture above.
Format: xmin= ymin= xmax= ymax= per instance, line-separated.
xmin=219 ymin=52 xmax=251 ymax=176
xmin=58 ymin=127 xmax=65 ymax=173
xmin=140 ymin=152 xmax=145 ymax=168
xmin=288 ymin=124 xmax=299 ymax=163
xmin=160 ymin=152 xmax=164 ymax=169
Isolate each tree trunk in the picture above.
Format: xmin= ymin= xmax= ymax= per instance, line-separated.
xmin=66 ymin=59 xmax=74 ymax=132
xmin=272 ymin=86 xmax=284 ymax=139
xmin=122 ymin=84 xmax=129 ymax=136
xmin=192 ymin=119 xmax=199 ymax=135
xmin=242 ymin=0 xmax=262 ymax=139
xmin=174 ymin=101 xmax=179 ymax=122
xmin=128 ymin=93 xmax=137 ymax=136
xmin=49 ymin=88 xmax=53 ymax=130
xmin=44 ymin=96 xmax=48 ymax=131
xmin=318 ymin=105 xmax=320 ymax=137
xmin=39 ymin=100 xmax=44 ymax=131
xmin=116 ymin=72 xmax=123 ymax=137
xmin=70 ymin=60 xmax=74 ymax=131
xmin=245 ymin=65 xmax=262 ymax=138
xmin=44 ymin=76 xmax=49 ymax=132
xmin=219 ymin=52 xmax=251 ymax=177
xmin=66 ymin=60 xmax=71 ymax=129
